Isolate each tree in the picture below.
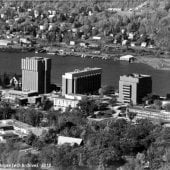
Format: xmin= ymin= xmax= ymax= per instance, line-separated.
xmin=101 ymin=85 xmax=115 ymax=95
xmin=40 ymin=145 xmax=57 ymax=165
xmin=165 ymin=2 xmax=170 ymax=12
xmin=0 ymin=101 xmax=14 ymax=119
xmin=24 ymin=109 xmax=38 ymax=126
xmin=77 ymin=98 xmax=97 ymax=116
xmin=19 ymin=152 xmax=40 ymax=165
xmin=127 ymin=112 xmax=136 ymax=121
xmin=153 ymin=99 xmax=162 ymax=110
xmin=42 ymin=128 xmax=58 ymax=144
xmin=25 ymin=132 xmax=38 ymax=146
xmin=165 ymin=104 xmax=170 ymax=112
xmin=2 ymin=73 xmax=10 ymax=87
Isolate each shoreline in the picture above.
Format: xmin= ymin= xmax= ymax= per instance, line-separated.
xmin=135 ymin=56 xmax=170 ymax=71
xmin=0 ymin=46 xmax=170 ymax=71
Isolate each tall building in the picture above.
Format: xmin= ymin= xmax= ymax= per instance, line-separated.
xmin=118 ymin=73 xmax=152 ymax=105
xmin=21 ymin=57 xmax=51 ymax=94
xmin=62 ymin=67 xmax=102 ymax=95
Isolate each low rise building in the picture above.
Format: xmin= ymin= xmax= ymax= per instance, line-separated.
xmin=20 ymin=38 xmax=31 ymax=44
xmin=120 ymin=55 xmax=135 ymax=62
xmin=53 ymin=94 xmax=86 ymax=111
xmin=80 ymin=42 xmax=87 ymax=47
xmin=0 ymin=39 xmax=12 ymax=46
xmin=28 ymin=96 xmax=42 ymax=104
xmin=141 ymin=42 xmax=147 ymax=47
xmin=3 ymin=90 xmax=38 ymax=103
xmin=0 ymin=125 xmax=15 ymax=134
xmin=70 ymin=41 xmax=75 ymax=46
xmin=0 ymin=119 xmax=49 ymax=137
xmin=92 ymin=36 xmax=101 ymax=40
xmin=0 ymin=133 xmax=20 ymax=143
xmin=10 ymin=76 xmax=22 ymax=89
xmin=128 ymin=32 xmax=134 ymax=40
xmin=107 ymin=8 xmax=122 ymax=12
xmin=131 ymin=42 xmax=136 ymax=47
xmin=58 ymin=136 xmax=83 ymax=146
xmin=129 ymin=106 xmax=170 ymax=123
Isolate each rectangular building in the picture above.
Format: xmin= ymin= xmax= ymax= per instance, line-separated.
xmin=62 ymin=67 xmax=102 ymax=95
xmin=21 ymin=57 xmax=51 ymax=94
xmin=129 ymin=106 xmax=170 ymax=123
xmin=53 ymin=94 xmax=86 ymax=111
xmin=118 ymin=74 xmax=152 ymax=105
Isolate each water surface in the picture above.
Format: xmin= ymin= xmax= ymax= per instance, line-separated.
xmin=0 ymin=52 xmax=170 ymax=96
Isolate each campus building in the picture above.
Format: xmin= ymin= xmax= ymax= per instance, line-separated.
xmin=53 ymin=94 xmax=86 ymax=111
xmin=118 ymin=73 xmax=152 ymax=105
xmin=129 ymin=106 xmax=170 ymax=123
xmin=21 ymin=57 xmax=51 ymax=94
xmin=62 ymin=67 xmax=102 ymax=95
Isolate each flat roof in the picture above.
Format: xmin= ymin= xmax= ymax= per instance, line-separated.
xmin=58 ymin=136 xmax=82 ymax=146
xmin=121 ymin=73 xmax=151 ymax=79
xmin=65 ymin=67 xmax=102 ymax=75
xmin=63 ymin=67 xmax=102 ymax=79
xmin=23 ymin=56 xmax=50 ymax=61
xmin=120 ymin=55 xmax=134 ymax=59
xmin=53 ymin=93 xmax=86 ymax=101
xmin=0 ymin=133 xmax=18 ymax=137
xmin=9 ymin=90 xmax=38 ymax=95
xmin=0 ymin=119 xmax=33 ymax=129
xmin=53 ymin=95 xmax=79 ymax=101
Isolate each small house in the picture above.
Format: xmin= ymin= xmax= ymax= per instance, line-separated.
xmin=92 ymin=36 xmax=101 ymax=40
xmin=80 ymin=42 xmax=87 ymax=47
xmin=131 ymin=42 xmax=136 ymax=47
xmin=48 ymin=14 xmax=55 ymax=20
xmin=48 ymin=24 xmax=53 ymax=31
xmin=141 ymin=42 xmax=147 ymax=47
xmin=34 ymin=10 xmax=39 ymax=18
xmin=20 ymin=38 xmax=31 ymax=45
xmin=39 ymin=25 xmax=45 ymax=31
xmin=0 ymin=133 xmax=20 ymax=143
xmin=0 ymin=125 xmax=15 ymax=134
xmin=0 ymin=13 xmax=5 ymax=19
xmin=72 ymin=28 xmax=78 ymax=33
xmin=120 ymin=55 xmax=135 ymax=62
xmin=70 ymin=41 xmax=75 ymax=46
xmin=0 ymin=40 xmax=12 ymax=46
xmin=122 ymin=40 xmax=128 ymax=46
xmin=58 ymin=136 xmax=83 ymax=146
xmin=88 ymin=43 xmax=99 ymax=48
xmin=107 ymin=8 xmax=121 ymax=12
xmin=89 ymin=11 xmax=93 ymax=16
xmin=128 ymin=32 xmax=134 ymax=40
xmin=10 ymin=76 xmax=22 ymax=89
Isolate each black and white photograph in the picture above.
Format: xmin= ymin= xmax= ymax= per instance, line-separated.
xmin=0 ymin=0 xmax=169 ymax=169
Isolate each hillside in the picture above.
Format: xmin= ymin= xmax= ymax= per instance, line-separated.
xmin=0 ymin=0 xmax=170 ymax=52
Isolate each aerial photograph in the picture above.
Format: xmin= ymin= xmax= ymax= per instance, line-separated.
xmin=0 ymin=0 xmax=170 ymax=170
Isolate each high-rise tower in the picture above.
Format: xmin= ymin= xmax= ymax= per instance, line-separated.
xmin=118 ymin=73 xmax=152 ymax=105
xmin=21 ymin=57 xmax=51 ymax=94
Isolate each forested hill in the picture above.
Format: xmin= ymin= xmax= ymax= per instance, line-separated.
xmin=1 ymin=0 xmax=170 ymax=50
xmin=0 ymin=0 xmax=157 ymax=8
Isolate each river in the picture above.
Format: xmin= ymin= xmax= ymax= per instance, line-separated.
xmin=0 ymin=52 xmax=170 ymax=96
